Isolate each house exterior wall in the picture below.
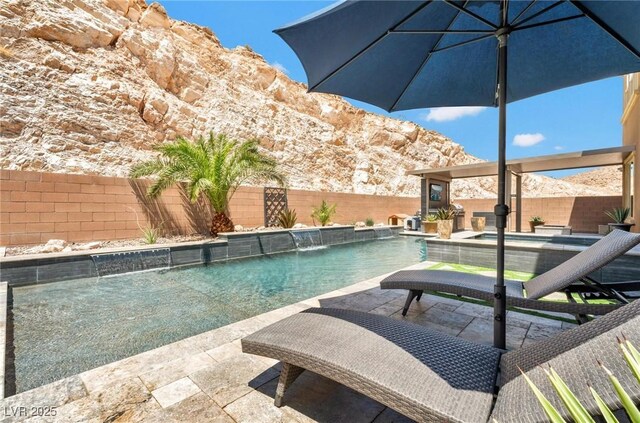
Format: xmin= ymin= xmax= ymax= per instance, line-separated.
xmin=622 ymin=73 xmax=640 ymax=232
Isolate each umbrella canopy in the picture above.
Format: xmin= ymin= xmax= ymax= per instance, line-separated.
xmin=275 ymin=0 xmax=640 ymax=349
xmin=276 ymin=1 xmax=640 ymax=111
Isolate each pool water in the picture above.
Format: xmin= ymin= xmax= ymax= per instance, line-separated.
xmin=9 ymin=236 xmax=427 ymax=393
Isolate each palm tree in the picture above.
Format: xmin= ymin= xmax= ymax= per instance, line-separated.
xmin=130 ymin=132 xmax=286 ymax=236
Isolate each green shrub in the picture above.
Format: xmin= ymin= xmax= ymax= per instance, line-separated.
xmin=423 ymin=214 xmax=438 ymax=222
xmin=530 ymin=216 xmax=544 ymax=223
xmin=311 ymin=200 xmax=337 ymax=227
xmin=365 ymin=217 xmax=375 ymax=227
xmin=435 ymin=207 xmax=455 ymax=221
xmin=605 ymin=207 xmax=631 ymax=223
xmin=141 ymin=225 xmax=161 ymax=244
xmin=277 ymin=208 xmax=297 ymax=228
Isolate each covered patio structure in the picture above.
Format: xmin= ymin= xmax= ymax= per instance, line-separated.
xmin=409 ymin=146 xmax=635 ymax=232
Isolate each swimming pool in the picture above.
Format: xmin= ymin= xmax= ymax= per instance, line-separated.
xmin=8 ymin=236 xmax=427 ymax=393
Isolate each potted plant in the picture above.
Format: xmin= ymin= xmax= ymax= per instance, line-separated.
xmin=529 ymin=216 xmax=545 ymax=232
xmin=422 ymin=214 xmax=438 ymax=234
xmin=435 ymin=207 xmax=455 ymax=239
xmin=605 ymin=207 xmax=634 ymax=232
xmin=470 ymin=216 xmax=485 ymax=232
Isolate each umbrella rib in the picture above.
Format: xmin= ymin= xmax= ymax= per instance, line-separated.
xmin=388 ymin=1 xmax=471 ymax=112
xmin=569 ymin=1 xmax=640 ymax=60
xmin=307 ymin=1 xmax=433 ymax=92
xmin=513 ymin=1 xmax=564 ymax=28
xmin=443 ymin=0 xmax=498 ymax=30
xmin=432 ymin=34 xmax=494 ymax=53
xmin=391 ymin=29 xmax=493 ymax=34
xmin=512 ymin=14 xmax=584 ymax=32
xmin=510 ymin=0 xmax=537 ymax=26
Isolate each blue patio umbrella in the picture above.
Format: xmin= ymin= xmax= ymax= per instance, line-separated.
xmin=275 ymin=0 xmax=640 ymax=348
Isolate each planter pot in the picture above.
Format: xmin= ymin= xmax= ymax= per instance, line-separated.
xmin=422 ymin=221 xmax=438 ymax=234
xmin=529 ymin=221 xmax=545 ymax=232
xmin=470 ymin=217 xmax=485 ymax=232
xmin=608 ymin=223 xmax=635 ymax=232
xmin=437 ymin=219 xmax=453 ymax=239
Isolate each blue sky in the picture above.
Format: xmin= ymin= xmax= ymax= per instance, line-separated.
xmin=157 ymin=1 xmax=624 ymax=176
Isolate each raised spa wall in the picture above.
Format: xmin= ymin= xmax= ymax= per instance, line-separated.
xmin=0 ymin=226 xmax=402 ymax=287
xmin=421 ymin=235 xmax=640 ymax=282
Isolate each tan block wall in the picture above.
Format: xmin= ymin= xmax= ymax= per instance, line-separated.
xmin=0 ymin=169 xmax=624 ymax=246
xmin=0 ymin=170 xmax=419 ymax=246
xmin=457 ymin=196 xmax=622 ymax=233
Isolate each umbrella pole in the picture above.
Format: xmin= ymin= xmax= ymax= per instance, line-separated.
xmin=494 ymin=32 xmax=509 ymax=350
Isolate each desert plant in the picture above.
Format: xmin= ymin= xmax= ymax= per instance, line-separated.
xmin=605 ymin=207 xmax=631 ymax=224
xmin=277 ymin=208 xmax=297 ymax=228
xmin=141 ymin=225 xmax=161 ymax=244
xmin=524 ymin=335 xmax=640 ymax=422
xmin=126 ymin=206 xmax=163 ymax=244
xmin=435 ymin=207 xmax=455 ymax=221
xmin=130 ymin=132 xmax=286 ymax=236
xmin=530 ymin=216 xmax=545 ymax=223
xmin=365 ymin=217 xmax=375 ymax=227
xmin=423 ymin=214 xmax=438 ymax=222
xmin=311 ymin=200 xmax=337 ymax=226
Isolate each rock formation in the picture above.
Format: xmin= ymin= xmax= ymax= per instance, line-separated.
xmin=0 ymin=0 xmax=618 ymax=198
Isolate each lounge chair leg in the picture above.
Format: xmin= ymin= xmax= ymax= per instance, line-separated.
xmin=274 ymin=362 xmax=304 ymax=407
xmin=402 ymin=290 xmax=420 ymax=316
xmin=416 ymin=291 xmax=423 ymax=302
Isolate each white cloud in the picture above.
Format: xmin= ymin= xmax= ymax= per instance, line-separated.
xmin=554 ymin=145 xmax=564 ymax=151
xmin=513 ymin=133 xmax=545 ymax=147
xmin=423 ymin=106 xmax=487 ymax=122
xmin=271 ymin=61 xmax=288 ymax=74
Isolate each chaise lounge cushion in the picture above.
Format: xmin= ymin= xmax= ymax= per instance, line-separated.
xmin=242 ymin=307 xmax=502 ymax=423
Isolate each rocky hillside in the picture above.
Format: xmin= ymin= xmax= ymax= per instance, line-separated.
xmin=0 ymin=0 xmax=616 ymax=198
xmin=562 ymin=166 xmax=622 ymax=194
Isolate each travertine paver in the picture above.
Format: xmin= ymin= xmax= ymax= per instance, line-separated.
xmin=139 ymin=351 xmax=215 ymax=391
xmin=151 ymin=377 xmax=201 ymax=408
xmin=0 ymin=261 xmax=576 ymax=423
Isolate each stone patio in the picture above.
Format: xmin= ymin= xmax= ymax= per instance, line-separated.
xmin=0 ymin=262 xmax=575 ymax=422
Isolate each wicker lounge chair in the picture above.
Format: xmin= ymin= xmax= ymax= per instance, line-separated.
xmin=380 ymin=229 xmax=640 ymax=320
xmin=242 ymin=300 xmax=640 ymax=422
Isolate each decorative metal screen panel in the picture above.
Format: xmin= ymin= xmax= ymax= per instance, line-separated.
xmin=264 ymin=187 xmax=288 ymax=227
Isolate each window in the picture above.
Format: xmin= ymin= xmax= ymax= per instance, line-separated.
xmin=429 ymin=183 xmax=443 ymax=202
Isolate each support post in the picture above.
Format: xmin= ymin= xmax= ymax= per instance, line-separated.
xmin=420 ymin=177 xmax=428 ymax=218
xmin=516 ymin=174 xmax=522 ymax=233
xmin=494 ymin=30 xmax=509 ymax=350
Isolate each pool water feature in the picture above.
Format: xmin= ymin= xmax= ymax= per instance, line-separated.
xmin=91 ymin=248 xmax=171 ymax=277
xmin=290 ymin=228 xmax=324 ymax=250
xmin=9 ymin=236 xmax=427 ymax=393
xmin=373 ymin=227 xmax=393 ymax=239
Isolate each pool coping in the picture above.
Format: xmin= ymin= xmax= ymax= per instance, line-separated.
xmin=401 ymin=230 xmax=640 ymax=256
xmin=0 ymin=226 xmax=401 ymax=264
xmin=0 ymin=226 xmax=403 ymax=287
